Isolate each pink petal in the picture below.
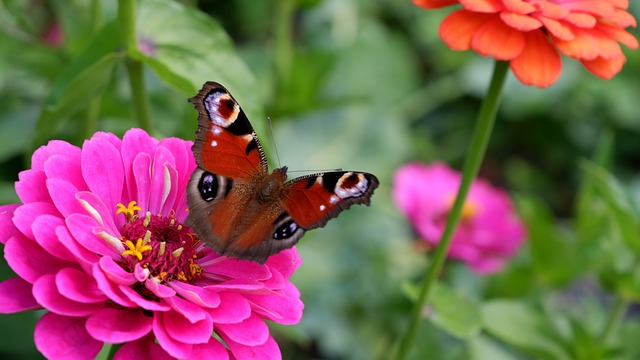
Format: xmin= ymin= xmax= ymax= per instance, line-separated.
xmin=46 ymin=178 xmax=86 ymax=218
xmin=222 ymin=334 xmax=281 ymax=360
xmin=134 ymin=262 xmax=150 ymax=281
xmin=132 ymin=153 xmax=152 ymax=213
xmin=114 ymin=334 xmax=174 ymax=360
xmin=120 ymin=286 xmax=171 ymax=311
xmin=207 ymin=292 xmax=251 ymax=324
xmin=99 ymin=256 xmax=135 ymax=285
xmin=0 ymin=277 xmax=39 ymax=313
xmin=261 ymin=267 xmax=285 ymax=290
xmin=168 ymin=281 xmax=221 ymax=308
xmin=12 ymin=202 xmax=60 ymax=239
xmin=43 ymin=153 xmax=86 ymax=191
xmin=121 ymin=129 xmax=158 ymax=203
xmin=157 ymin=138 xmax=195 ymax=217
xmin=145 ymin=277 xmax=177 ymax=298
xmin=32 ymin=215 xmax=76 ymax=262
xmin=15 ymin=169 xmax=51 ymax=204
xmin=66 ymin=214 xmax=121 ymax=258
xmin=31 ymin=140 xmax=81 ymax=172
xmin=159 ymin=163 xmax=179 ymax=216
xmin=153 ymin=313 xmax=193 ymax=359
xmin=90 ymin=131 xmax=122 ymax=152
xmin=74 ymin=191 xmax=120 ymax=236
xmin=148 ymin=146 xmax=176 ymax=214
xmin=246 ymin=282 xmax=303 ymax=324
xmin=216 ymin=314 xmax=269 ymax=346
xmin=202 ymin=258 xmax=272 ymax=280
xmin=162 ymin=309 xmax=214 ymax=344
xmin=187 ymin=339 xmax=230 ymax=360
xmin=0 ymin=204 xmax=20 ymax=245
xmin=81 ymin=137 xmax=125 ymax=216
xmin=164 ymin=294 xmax=208 ymax=323
xmin=265 ymin=248 xmax=302 ymax=278
xmin=86 ymin=308 xmax=153 ymax=343
xmin=55 ymin=226 xmax=98 ymax=270
xmin=92 ymin=263 xmax=137 ymax=308
xmin=32 ymin=274 xmax=103 ymax=316
xmin=4 ymin=235 xmax=75 ymax=283
xmin=207 ymin=278 xmax=265 ymax=291
xmin=55 ymin=267 xmax=107 ymax=303
xmin=35 ymin=313 xmax=102 ymax=360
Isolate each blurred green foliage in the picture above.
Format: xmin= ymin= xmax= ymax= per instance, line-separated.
xmin=0 ymin=0 xmax=639 ymax=359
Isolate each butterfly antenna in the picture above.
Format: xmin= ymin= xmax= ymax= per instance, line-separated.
xmin=267 ymin=117 xmax=282 ymax=168
xmin=288 ymin=168 xmax=343 ymax=173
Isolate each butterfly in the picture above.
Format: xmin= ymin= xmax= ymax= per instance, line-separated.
xmin=185 ymin=82 xmax=379 ymax=263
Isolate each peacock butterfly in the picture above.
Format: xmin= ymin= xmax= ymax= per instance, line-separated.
xmin=186 ymin=82 xmax=379 ymax=263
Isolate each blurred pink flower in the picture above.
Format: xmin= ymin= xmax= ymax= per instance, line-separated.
xmin=393 ymin=162 xmax=526 ymax=274
xmin=0 ymin=129 xmax=303 ymax=360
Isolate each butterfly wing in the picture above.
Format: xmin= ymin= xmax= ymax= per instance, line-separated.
xmin=186 ymin=82 xmax=268 ymax=257
xmin=281 ymin=171 xmax=379 ymax=230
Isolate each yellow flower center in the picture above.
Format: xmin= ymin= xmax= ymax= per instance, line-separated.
xmin=122 ymin=238 xmax=152 ymax=260
xmin=116 ymin=201 xmax=142 ymax=221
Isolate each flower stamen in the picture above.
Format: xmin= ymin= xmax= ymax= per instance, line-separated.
xmin=116 ymin=201 xmax=142 ymax=222
xmin=122 ymin=238 xmax=152 ymax=261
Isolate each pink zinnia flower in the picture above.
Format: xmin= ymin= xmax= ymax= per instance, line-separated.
xmin=393 ymin=162 xmax=526 ymax=274
xmin=0 ymin=129 xmax=303 ymax=359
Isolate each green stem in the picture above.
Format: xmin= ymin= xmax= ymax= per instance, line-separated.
xmin=395 ymin=60 xmax=509 ymax=360
xmin=601 ymin=297 xmax=627 ymax=345
xmin=118 ymin=0 xmax=152 ymax=132
xmin=85 ymin=96 xmax=102 ymax=138
xmin=274 ymin=0 xmax=295 ymax=89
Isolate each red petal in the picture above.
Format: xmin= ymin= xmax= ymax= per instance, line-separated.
xmin=502 ymin=0 xmax=535 ymax=14
xmin=510 ymin=31 xmax=562 ymax=87
xmin=413 ymin=0 xmax=458 ymax=9
xmin=459 ymin=0 xmax=503 ymax=13
xmin=597 ymin=23 xmax=639 ymax=49
xmin=561 ymin=1 xmax=616 ymax=19
xmin=581 ymin=56 xmax=625 ymax=79
xmin=535 ymin=1 xmax=569 ymax=19
xmin=538 ymin=16 xmax=575 ymax=41
xmin=471 ymin=17 xmax=526 ymax=60
xmin=554 ymin=30 xmax=600 ymax=60
xmin=592 ymin=29 xmax=624 ymax=60
xmin=500 ymin=11 xmax=542 ymax=31
xmin=610 ymin=9 xmax=637 ymax=28
xmin=565 ymin=13 xmax=597 ymax=28
xmin=439 ymin=10 xmax=495 ymax=50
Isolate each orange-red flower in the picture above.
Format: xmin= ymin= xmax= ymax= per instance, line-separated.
xmin=414 ymin=0 xmax=638 ymax=87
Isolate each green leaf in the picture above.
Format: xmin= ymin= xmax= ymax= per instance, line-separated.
xmin=516 ymin=195 xmax=581 ymax=286
xmin=136 ymin=0 xmax=262 ymax=131
xmin=580 ymin=160 xmax=640 ymax=257
xmin=575 ymin=129 xmax=614 ymax=242
xmin=469 ymin=335 xmax=520 ymax=360
xmin=402 ymin=281 xmax=481 ymax=339
xmin=482 ymin=300 xmax=572 ymax=360
xmin=32 ymin=21 xmax=124 ymax=149
xmin=430 ymin=282 xmax=482 ymax=339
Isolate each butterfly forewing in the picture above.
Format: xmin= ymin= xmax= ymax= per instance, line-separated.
xmin=282 ymin=171 xmax=379 ymax=229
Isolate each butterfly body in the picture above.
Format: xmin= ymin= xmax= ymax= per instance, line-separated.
xmin=186 ymin=82 xmax=379 ymax=263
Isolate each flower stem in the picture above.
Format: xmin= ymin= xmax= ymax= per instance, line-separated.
xmin=395 ymin=60 xmax=509 ymax=360
xmin=118 ymin=0 xmax=152 ymax=132
xmin=601 ymin=297 xmax=627 ymax=345
xmin=274 ymin=0 xmax=295 ymax=89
